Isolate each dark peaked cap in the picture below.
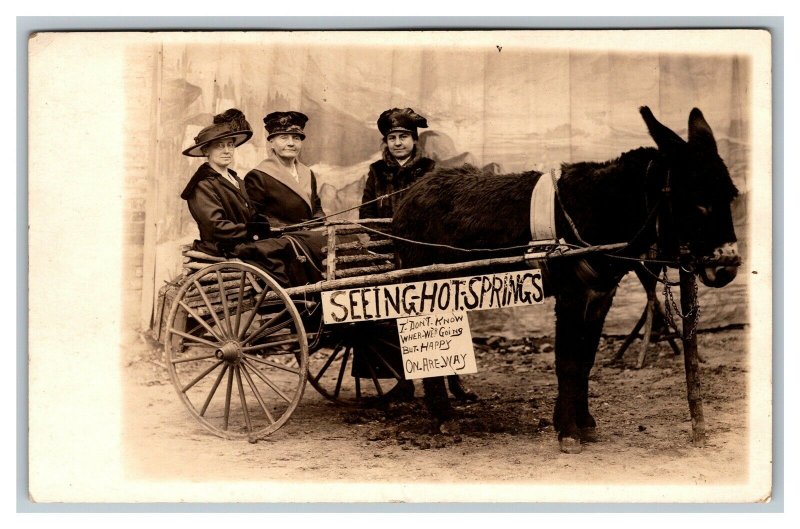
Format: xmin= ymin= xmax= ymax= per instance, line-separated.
xmin=264 ymin=111 xmax=309 ymax=140
xmin=377 ymin=108 xmax=428 ymax=137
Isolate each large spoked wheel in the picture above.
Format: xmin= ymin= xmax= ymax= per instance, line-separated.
xmin=304 ymin=323 xmax=404 ymax=406
xmin=164 ymin=262 xmax=308 ymax=440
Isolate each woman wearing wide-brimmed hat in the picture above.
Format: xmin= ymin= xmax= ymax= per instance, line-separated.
xmin=180 ymin=108 xmax=323 ymax=288
xmin=243 ymin=111 xmax=327 ymax=282
xmin=354 ymin=108 xmax=477 ymax=402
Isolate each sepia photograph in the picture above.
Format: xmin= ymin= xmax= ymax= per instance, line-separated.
xmin=27 ymin=28 xmax=773 ymax=504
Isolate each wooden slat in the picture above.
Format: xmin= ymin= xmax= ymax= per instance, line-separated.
xmin=335 ymin=252 xmax=394 ymax=264
xmin=327 ymin=239 xmax=394 ymax=253
xmin=333 ymin=263 xmax=396 ymax=278
xmin=182 ymin=250 xmax=227 ymax=262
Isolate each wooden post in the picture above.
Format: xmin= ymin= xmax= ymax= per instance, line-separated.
xmin=679 ymin=268 xmax=705 ymax=447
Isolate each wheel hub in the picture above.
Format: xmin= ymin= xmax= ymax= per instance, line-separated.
xmin=215 ymin=341 xmax=243 ymax=363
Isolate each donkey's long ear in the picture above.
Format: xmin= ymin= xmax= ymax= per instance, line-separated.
xmin=688 ymin=108 xmax=719 ymax=154
xmin=640 ymin=106 xmax=686 ymax=155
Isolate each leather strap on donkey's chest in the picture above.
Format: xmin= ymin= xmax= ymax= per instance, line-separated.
xmin=529 ymin=168 xmax=559 ymax=242
xmin=527 ymin=168 xmax=606 ymax=289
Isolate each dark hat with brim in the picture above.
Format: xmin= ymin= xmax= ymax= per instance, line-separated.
xmin=377 ymin=108 xmax=428 ymax=138
xmin=264 ymin=111 xmax=309 ymax=140
xmin=182 ymin=108 xmax=253 ymax=157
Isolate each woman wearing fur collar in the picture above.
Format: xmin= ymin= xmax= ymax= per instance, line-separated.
xmin=354 ymin=108 xmax=477 ymax=403
xmin=359 ymin=108 xmax=435 ymax=220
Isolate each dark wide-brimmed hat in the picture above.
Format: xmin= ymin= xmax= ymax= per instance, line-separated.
xmin=377 ymin=108 xmax=428 ymax=138
xmin=264 ymin=111 xmax=309 ymax=140
xmin=182 ymin=108 xmax=253 ymax=157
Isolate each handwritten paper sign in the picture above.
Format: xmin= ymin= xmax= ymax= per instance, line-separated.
xmin=397 ymin=312 xmax=477 ymax=380
xmin=321 ymin=270 xmax=544 ymax=324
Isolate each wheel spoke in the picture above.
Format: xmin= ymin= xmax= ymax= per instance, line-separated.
xmin=242 ymin=308 xmax=290 ymax=346
xmin=246 ymin=271 xmax=264 ymax=293
xmin=313 ymin=346 xmax=342 ymax=384
xmin=369 ymin=348 xmax=402 ymax=380
xmin=334 ymin=346 xmax=351 ymax=399
xmin=180 ymin=360 xmax=224 ymax=394
xmin=235 ymin=366 xmax=252 ymax=433
xmin=237 ymin=279 xmax=271 ymax=340
xmin=223 ymin=366 xmax=234 ymax=431
xmin=242 ymin=358 xmax=292 ymax=403
xmin=365 ymin=356 xmax=384 ymax=396
xmin=176 ymin=301 xmax=225 ymax=343
xmin=171 ymin=352 xmax=217 ymax=365
xmin=240 ymin=362 xmax=276 ymax=424
xmin=246 ymin=319 xmax=295 ymax=346
xmin=241 ymin=337 xmax=300 ymax=354
xmin=169 ymin=328 xmax=220 ymax=349
xmin=233 ymin=271 xmax=247 ymax=337
xmin=245 ymin=355 xmax=301 ymax=375
xmin=200 ymin=364 xmax=229 ymax=416
xmin=216 ymin=270 xmax=234 ymax=337
xmin=192 ymin=279 xmax=230 ymax=340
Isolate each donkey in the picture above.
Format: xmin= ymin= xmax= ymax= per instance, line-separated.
xmin=392 ymin=107 xmax=740 ymax=453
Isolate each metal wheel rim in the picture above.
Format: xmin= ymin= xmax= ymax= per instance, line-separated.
xmin=164 ymin=262 xmax=308 ymax=440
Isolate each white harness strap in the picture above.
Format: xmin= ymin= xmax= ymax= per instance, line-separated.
xmin=530 ymin=168 xmax=560 ymax=241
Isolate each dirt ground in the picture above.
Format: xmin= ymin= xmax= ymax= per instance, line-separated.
xmin=122 ymin=325 xmax=751 ymax=499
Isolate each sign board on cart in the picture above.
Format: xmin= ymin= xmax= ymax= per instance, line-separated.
xmin=397 ymin=311 xmax=477 ymax=379
xmin=320 ymin=270 xmax=544 ymax=380
xmin=321 ymin=270 xmax=545 ymax=324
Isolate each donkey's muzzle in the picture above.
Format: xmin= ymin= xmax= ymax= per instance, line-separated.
xmin=698 ymin=242 xmax=740 ymax=288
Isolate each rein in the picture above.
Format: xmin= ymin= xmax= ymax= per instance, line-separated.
xmin=552 ymin=160 xmax=682 ymax=277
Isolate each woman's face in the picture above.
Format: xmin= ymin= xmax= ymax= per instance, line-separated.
xmin=386 ymin=131 xmax=415 ymax=161
xmin=205 ymin=138 xmax=236 ymax=169
xmin=269 ymin=133 xmax=303 ymax=161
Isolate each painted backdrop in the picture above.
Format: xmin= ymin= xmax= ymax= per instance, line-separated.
xmin=128 ymin=35 xmax=750 ymax=335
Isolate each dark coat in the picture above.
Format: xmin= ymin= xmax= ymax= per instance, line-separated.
xmin=180 ymin=162 xmax=323 ymax=288
xmin=244 ymin=157 xmax=325 ymax=228
xmin=352 ymin=147 xmax=435 ymax=380
xmin=181 ymin=162 xmax=258 ymax=256
xmin=359 ymin=147 xmax=435 ymax=220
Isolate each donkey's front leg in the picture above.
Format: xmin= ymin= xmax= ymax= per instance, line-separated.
xmin=576 ymin=288 xmax=617 ymax=443
xmin=553 ymin=293 xmax=587 ymax=453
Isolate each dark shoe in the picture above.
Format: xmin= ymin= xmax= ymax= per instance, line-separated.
xmin=447 ymin=375 xmax=479 ymax=402
xmin=381 ymin=379 xmax=415 ymax=402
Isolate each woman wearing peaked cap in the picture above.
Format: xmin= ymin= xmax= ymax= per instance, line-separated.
xmin=180 ymin=108 xmax=323 ymax=288
xmin=243 ymin=111 xmax=327 ymax=281
xmin=354 ymin=108 xmax=477 ymax=403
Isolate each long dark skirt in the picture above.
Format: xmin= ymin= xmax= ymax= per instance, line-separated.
xmin=232 ymin=230 xmax=326 ymax=288
xmin=350 ymin=321 xmax=406 ymax=380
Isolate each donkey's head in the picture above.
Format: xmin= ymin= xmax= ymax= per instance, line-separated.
xmin=639 ymin=106 xmax=740 ymax=288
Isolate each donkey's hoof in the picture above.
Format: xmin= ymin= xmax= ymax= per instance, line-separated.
xmin=439 ymin=419 xmax=461 ymax=435
xmin=579 ymin=427 xmax=599 ymax=443
xmin=559 ymin=436 xmax=582 ymax=454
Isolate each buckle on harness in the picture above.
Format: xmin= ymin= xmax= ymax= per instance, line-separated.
xmin=524 ymin=238 xmax=568 ymax=267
